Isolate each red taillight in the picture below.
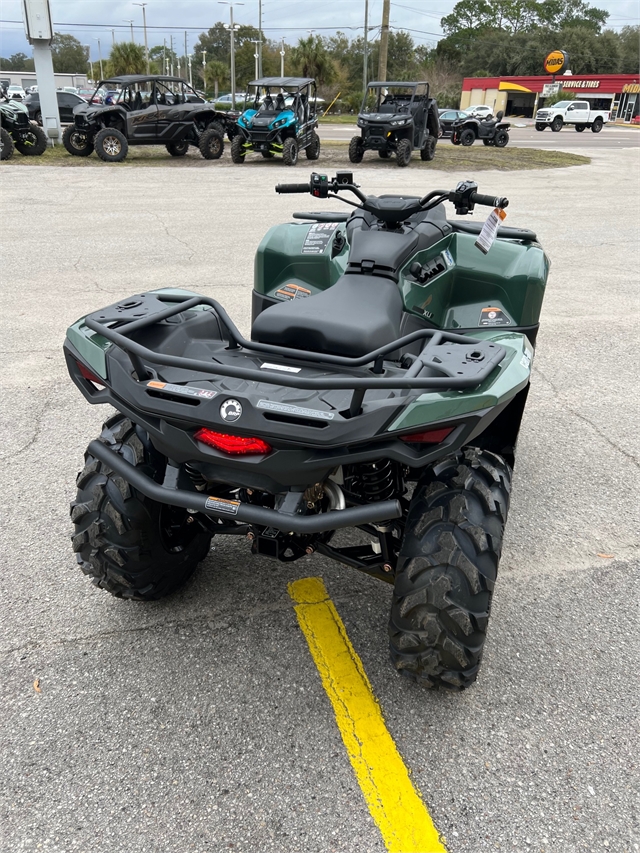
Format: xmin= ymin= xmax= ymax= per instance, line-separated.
xmin=400 ymin=427 xmax=454 ymax=444
xmin=77 ymin=360 xmax=104 ymax=387
xmin=194 ymin=428 xmax=272 ymax=456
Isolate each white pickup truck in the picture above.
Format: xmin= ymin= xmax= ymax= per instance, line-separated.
xmin=534 ymin=100 xmax=609 ymax=133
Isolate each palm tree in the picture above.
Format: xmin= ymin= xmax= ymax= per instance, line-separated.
xmin=290 ymin=36 xmax=334 ymax=86
xmin=107 ymin=42 xmax=146 ymax=76
xmin=204 ymin=60 xmax=230 ymax=99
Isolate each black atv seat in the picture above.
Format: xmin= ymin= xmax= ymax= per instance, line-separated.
xmin=251 ymin=274 xmax=404 ymax=358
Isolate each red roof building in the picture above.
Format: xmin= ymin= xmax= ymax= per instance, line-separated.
xmin=460 ymin=74 xmax=640 ymax=122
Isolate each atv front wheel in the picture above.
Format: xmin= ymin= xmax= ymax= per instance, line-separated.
xmin=0 ymin=127 xmax=14 ymax=160
xmin=283 ymin=137 xmax=298 ymax=166
xmin=459 ymin=128 xmax=476 ymax=147
xmin=389 ymin=448 xmax=511 ymax=690
xmin=71 ymin=414 xmax=211 ymax=600
xmin=63 ymin=125 xmax=94 ymax=157
xmin=15 ymin=123 xmax=47 ymax=155
xmin=305 ymin=131 xmax=320 ymax=160
xmin=166 ymin=140 xmax=189 ymax=156
xmin=199 ymin=126 xmax=224 ymax=160
xmin=396 ymin=137 xmax=412 ymax=167
xmin=348 ymin=136 xmax=363 ymax=163
xmin=231 ymin=134 xmax=246 ymax=163
xmin=494 ymin=130 xmax=509 ymax=148
xmin=420 ymin=134 xmax=436 ymax=161
xmin=94 ymin=127 xmax=128 ymax=162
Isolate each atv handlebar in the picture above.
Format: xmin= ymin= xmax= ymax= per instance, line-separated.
xmin=276 ymin=173 xmax=508 ymax=222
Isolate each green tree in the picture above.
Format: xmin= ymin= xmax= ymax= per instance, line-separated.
xmin=617 ymin=25 xmax=640 ymax=73
xmin=0 ymin=52 xmax=35 ymax=71
xmin=539 ymin=0 xmax=608 ymax=33
xmin=290 ymin=35 xmax=334 ymax=85
xmin=51 ymin=34 xmax=87 ymax=73
xmin=107 ymin=42 xmax=146 ymax=76
xmin=204 ymin=60 xmax=229 ymax=96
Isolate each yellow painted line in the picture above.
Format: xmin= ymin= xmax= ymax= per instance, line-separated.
xmin=288 ymin=577 xmax=447 ymax=853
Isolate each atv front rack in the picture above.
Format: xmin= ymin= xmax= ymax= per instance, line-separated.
xmin=84 ymin=291 xmax=506 ymax=414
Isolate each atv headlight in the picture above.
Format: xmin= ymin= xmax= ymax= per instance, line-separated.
xmin=390 ymin=118 xmax=409 ymax=126
xmin=357 ymin=118 xmax=365 ymax=127
xmin=272 ymin=117 xmax=287 ymax=128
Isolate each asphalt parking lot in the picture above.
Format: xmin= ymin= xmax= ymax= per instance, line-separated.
xmin=0 ymin=142 xmax=638 ymax=852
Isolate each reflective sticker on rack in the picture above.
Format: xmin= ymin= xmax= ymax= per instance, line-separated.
xmin=257 ymin=400 xmax=334 ymax=420
xmin=478 ymin=306 xmax=511 ymax=326
xmin=260 ymin=362 xmax=301 ymax=373
xmin=442 ymin=249 xmax=454 ymax=267
xmin=275 ymin=283 xmax=312 ymax=301
xmin=147 ymin=381 xmax=216 ymax=399
xmin=205 ymin=496 xmax=240 ymax=515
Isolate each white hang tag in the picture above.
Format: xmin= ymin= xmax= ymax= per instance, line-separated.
xmin=475 ymin=207 xmax=507 ymax=254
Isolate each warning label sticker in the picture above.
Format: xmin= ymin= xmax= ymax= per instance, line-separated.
xmin=274 ymin=283 xmax=311 ymax=301
xmin=147 ymin=381 xmax=216 ymax=399
xmin=478 ymin=306 xmax=511 ymax=327
xmin=301 ymin=222 xmax=337 ymax=254
xmin=205 ymin=496 xmax=240 ymax=515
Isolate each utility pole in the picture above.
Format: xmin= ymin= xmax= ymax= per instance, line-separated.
xmin=378 ymin=0 xmax=390 ymax=83
xmin=280 ymin=38 xmax=285 ymax=77
xmin=124 ymin=19 xmax=134 ymax=42
xmin=133 ymin=3 xmax=149 ymax=74
xmin=363 ymin=0 xmax=368 ymax=93
xmin=111 ymin=29 xmax=116 ymax=46
xmin=163 ymin=38 xmax=166 ymax=74
xmin=219 ymin=2 xmax=243 ymax=106
xmin=184 ymin=31 xmax=188 ymax=79
xmin=94 ymin=37 xmax=104 ymax=79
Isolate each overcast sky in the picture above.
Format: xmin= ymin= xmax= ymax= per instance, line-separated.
xmin=1 ymin=0 xmax=638 ymax=62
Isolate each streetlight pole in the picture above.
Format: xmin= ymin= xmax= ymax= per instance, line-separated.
xmin=188 ymin=54 xmax=193 ymax=87
xmin=258 ymin=0 xmax=263 ymax=78
xmin=252 ymin=39 xmax=260 ymax=80
xmin=94 ymin=38 xmax=104 ymax=79
xmin=124 ymin=20 xmax=134 ymax=42
xmin=219 ymin=1 xmax=243 ymax=106
xmin=112 ymin=29 xmax=116 ymax=46
xmin=133 ymin=3 xmax=149 ymax=74
xmin=170 ymin=34 xmax=174 ymax=76
xmin=280 ymin=38 xmax=285 ymax=77
xmin=363 ymin=0 xmax=369 ymax=93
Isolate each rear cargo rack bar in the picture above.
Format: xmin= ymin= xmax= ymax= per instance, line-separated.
xmin=84 ymin=293 xmax=506 ymax=402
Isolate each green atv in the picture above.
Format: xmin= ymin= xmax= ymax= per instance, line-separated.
xmin=64 ymin=173 xmax=549 ymax=691
xmin=0 ymin=96 xmax=47 ymax=160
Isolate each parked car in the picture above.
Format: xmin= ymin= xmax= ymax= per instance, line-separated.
xmin=23 ymin=91 xmax=86 ymax=124
xmin=466 ymin=104 xmax=493 ymax=119
xmin=437 ymin=109 xmax=469 ymax=137
xmin=214 ymin=93 xmax=251 ymax=107
xmin=7 ymin=85 xmax=26 ymax=101
xmin=77 ymin=88 xmax=103 ymax=104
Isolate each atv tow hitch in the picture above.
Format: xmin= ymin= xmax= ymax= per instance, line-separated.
xmin=88 ymin=440 xmax=401 ymax=534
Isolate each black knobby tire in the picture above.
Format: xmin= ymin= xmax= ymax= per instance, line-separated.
xmin=482 ymin=138 xmax=494 ymax=146
xmin=71 ymin=414 xmax=211 ymax=600
xmin=494 ymin=130 xmax=509 ymax=148
xmin=551 ymin=117 xmax=563 ymax=132
xmin=535 ymin=123 xmax=546 ymax=132
xmin=396 ymin=137 xmax=412 ymax=167
xmin=0 ymin=127 xmax=14 ymax=160
xmin=282 ymin=137 xmax=298 ymax=166
xmin=348 ymin=136 xmax=363 ymax=163
xmin=389 ymin=448 xmax=512 ymax=690
xmin=94 ymin=127 xmax=128 ymax=162
xmin=305 ymin=131 xmax=320 ymax=160
xmin=166 ymin=140 xmax=189 ymax=156
xmin=15 ymin=122 xmax=47 ymax=155
xmin=199 ymin=126 xmax=224 ymax=160
xmin=459 ymin=128 xmax=475 ymax=147
xmin=63 ymin=124 xmax=94 ymax=157
xmin=575 ymin=124 xmax=585 ymax=132
xmin=378 ymin=150 xmax=391 ymax=159
xmin=231 ymin=134 xmax=245 ymax=163
xmin=420 ymin=134 xmax=436 ymax=161
xmin=591 ymin=118 xmax=603 ymax=133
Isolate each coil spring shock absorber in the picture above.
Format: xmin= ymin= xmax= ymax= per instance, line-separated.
xmin=358 ymin=459 xmax=402 ymax=502
xmin=185 ymin=462 xmax=208 ymax=491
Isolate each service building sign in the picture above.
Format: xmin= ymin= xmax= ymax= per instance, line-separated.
xmin=543 ymin=50 xmax=569 ymax=75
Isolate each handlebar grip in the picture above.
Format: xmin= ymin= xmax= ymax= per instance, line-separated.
xmin=275 ymin=183 xmax=311 ymax=194
xmin=470 ymin=192 xmax=509 ymax=209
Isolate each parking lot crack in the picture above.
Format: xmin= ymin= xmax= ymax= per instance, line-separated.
xmin=0 ymin=386 xmax=54 ymax=460
xmin=533 ymin=366 xmax=639 ymax=468
xmin=150 ymin=212 xmax=197 ymax=261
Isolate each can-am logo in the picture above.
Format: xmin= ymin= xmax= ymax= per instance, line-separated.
xmin=220 ymin=399 xmax=242 ymax=422
xmin=543 ymin=50 xmax=568 ymax=74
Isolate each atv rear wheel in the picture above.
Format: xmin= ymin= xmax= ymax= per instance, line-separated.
xmin=0 ymin=127 xmax=14 ymax=160
xmin=94 ymin=127 xmax=128 ymax=162
xmin=71 ymin=414 xmax=211 ymax=600
xmin=396 ymin=137 xmax=412 ymax=167
xmin=231 ymin=134 xmax=246 ymax=163
xmin=420 ymin=134 xmax=436 ymax=161
xmin=305 ymin=131 xmax=320 ymax=160
xmin=494 ymin=130 xmax=509 ymax=148
xmin=389 ymin=448 xmax=512 ymax=690
xmin=199 ymin=126 xmax=224 ymax=160
xmin=63 ymin=125 xmax=94 ymax=157
xmin=348 ymin=136 xmax=363 ymax=163
xmin=459 ymin=128 xmax=476 ymax=147
xmin=15 ymin=123 xmax=47 ymax=155
xmin=283 ymin=137 xmax=298 ymax=166
xmin=166 ymin=140 xmax=189 ymax=156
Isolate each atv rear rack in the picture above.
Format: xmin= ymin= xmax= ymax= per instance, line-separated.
xmin=84 ymin=291 xmax=506 ymax=415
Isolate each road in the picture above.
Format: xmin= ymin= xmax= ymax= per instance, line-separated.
xmin=0 ymin=145 xmax=638 ymax=853
xmin=319 ymin=121 xmax=640 ymax=150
